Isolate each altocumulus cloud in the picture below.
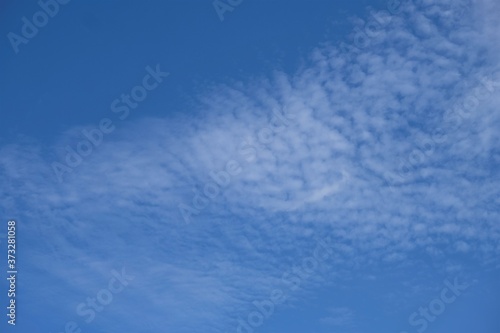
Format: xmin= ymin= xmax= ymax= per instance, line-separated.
xmin=0 ymin=0 xmax=499 ymax=332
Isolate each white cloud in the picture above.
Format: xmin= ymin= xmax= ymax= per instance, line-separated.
xmin=320 ymin=306 xmax=355 ymax=327
xmin=1 ymin=0 xmax=499 ymax=332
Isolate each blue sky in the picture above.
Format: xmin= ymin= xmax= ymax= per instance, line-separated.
xmin=0 ymin=0 xmax=499 ymax=333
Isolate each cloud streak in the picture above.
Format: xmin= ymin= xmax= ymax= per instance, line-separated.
xmin=1 ymin=0 xmax=499 ymax=332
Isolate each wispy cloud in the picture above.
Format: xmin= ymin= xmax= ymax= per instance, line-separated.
xmin=320 ymin=306 xmax=355 ymax=327
xmin=1 ymin=0 xmax=499 ymax=332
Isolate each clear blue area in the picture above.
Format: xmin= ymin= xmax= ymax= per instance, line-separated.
xmin=0 ymin=1 xmax=498 ymax=333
